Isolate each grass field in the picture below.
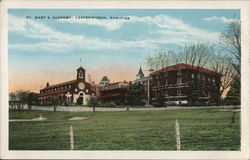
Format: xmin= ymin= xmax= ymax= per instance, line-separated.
xmin=9 ymin=108 xmax=240 ymax=150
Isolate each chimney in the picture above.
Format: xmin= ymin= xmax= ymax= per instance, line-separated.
xmin=46 ymin=82 xmax=49 ymax=87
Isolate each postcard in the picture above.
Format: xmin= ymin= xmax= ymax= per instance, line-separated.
xmin=1 ymin=0 xmax=250 ymax=159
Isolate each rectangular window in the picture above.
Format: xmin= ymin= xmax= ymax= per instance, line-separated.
xmin=177 ymin=90 xmax=182 ymax=95
xmin=165 ymin=79 xmax=168 ymax=86
xmin=177 ymin=78 xmax=182 ymax=84
xmin=177 ymin=70 xmax=182 ymax=75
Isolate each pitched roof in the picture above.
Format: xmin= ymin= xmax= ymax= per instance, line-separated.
xmin=41 ymin=79 xmax=76 ymax=91
xmin=136 ymin=66 xmax=144 ymax=76
xmin=39 ymin=88 xmax=71 ymax=97
xmin=77 ymin=66 xmax=85 ymax=70
xmin=150 ymin=63 xmax=220 ymax=75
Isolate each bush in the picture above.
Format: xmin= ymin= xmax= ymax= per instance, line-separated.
xmin=87 ymin=97 xmax=99 ymax=107
xmin=126 ymin=99 xmax=146 ymax=106
xmin=98 ymin=102 xmax=116 ymax=108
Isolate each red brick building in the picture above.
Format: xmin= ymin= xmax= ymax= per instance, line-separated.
xmin=150 ymin=63 xmax=221 ymax=105
xmin=99 ymin=81 xmax=130 ymax=105
xmin=39 ymin=67 xmax=95 ymax=105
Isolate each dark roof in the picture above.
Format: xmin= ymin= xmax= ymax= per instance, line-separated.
xmin=39 ymin=88 xmax=71 ymax=97
xmin=77 ymin=66 xmax=85 ymax=71
xmin=150 ymin=63 xmax=220 ymax=75
xmin=41 ymin=79 xmax=76 ymax=90
xmin=136 ymin=67 xmax=144 ymax=76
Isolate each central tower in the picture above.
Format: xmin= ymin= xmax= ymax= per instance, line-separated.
xmin=77 ymin=67 xmax=86 ymax=81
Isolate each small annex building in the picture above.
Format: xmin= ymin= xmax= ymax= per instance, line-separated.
xmin=38 ymin=66 xmax=95 ymax=105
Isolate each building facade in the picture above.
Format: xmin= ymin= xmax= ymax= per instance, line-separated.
xmin=150 ymin=63 xmax=221 ymax=105
xmin=99 ymin=81 xmax=130 ymax=105
xmin=39 ymin=67 xmax=95 ymax=105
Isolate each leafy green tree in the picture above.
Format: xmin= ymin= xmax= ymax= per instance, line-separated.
xmin=52 ymin=96 xmax=59 ymax=112
xmin=87 ymin=96 xmax=98 ymax=112
xmin=188 ymin=78 xmax=205 ymax=106
xmin=27 ymin=93 xmax=38 ymax=111
xmin=126 ymin=83 xmax=146 ymax=106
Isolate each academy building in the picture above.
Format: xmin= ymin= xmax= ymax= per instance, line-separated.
xmin=38 ymin=66 xmax=95 ymax=105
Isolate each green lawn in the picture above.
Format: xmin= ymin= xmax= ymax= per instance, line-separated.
xmin=9 ymin=108 xmax=240 ymax=150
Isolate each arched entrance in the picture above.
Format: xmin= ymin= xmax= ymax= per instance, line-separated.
xmin=76 ymin=93 xmax=84 ymax=105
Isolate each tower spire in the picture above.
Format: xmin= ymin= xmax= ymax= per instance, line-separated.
xmin=136 ymin=63 xmax=144 ymax=80
xmin=80 ymin=58 xmax=82 ymax=67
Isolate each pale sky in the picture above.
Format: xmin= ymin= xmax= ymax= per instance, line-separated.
xmin=8 ymin=9 xmax=240 ymax=93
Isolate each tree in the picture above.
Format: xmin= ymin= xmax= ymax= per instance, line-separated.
xmin=224 ymin=80 xmax=240 ymax=105
xmin=209 ymin=54 xmax=235 ymax=99
xmin=9 ymin=92 xmax=18 ymax=111
xmin=221 ymin=20 xmax=241 ymax=90
xmin=52 ymin=96 xmax=59 ymax=112
xmin=9 ymin=90 xmax=30 ymax=112
xmin=126 ymin=83 xmax=146 ymax=106
xmin=27 ymin=93 xmax=38 ymax=111
xmin=180 ymin=42 xmax=214 ymax=105
xmin=9 ymin=92 xmax=17 ymax=101
xmin=87 ymin=96 xmax=98 ymax=112
xmin=146 ymin=49 xmax=178 ymax=71
xmin=181 ymin=42 xmax=213 ymax=68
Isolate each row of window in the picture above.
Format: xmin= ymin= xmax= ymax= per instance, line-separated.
xmin=155 ymin=78 xmax=183 ymax=86
xmin=154 ymin=70 xmax=216 ymax=83
xmin=191 ymin=73 xmax=216 ymax=82
xmin=41 ymin=85 xmax=72 ymax=93
xmin=102 ymin=84 xmax=129 ymax=90
xmin=155 ymin=70 xmax=182 ymax=79
xmin=153 ymin=90 xmax=211 ymax=98
xmin=155 ymin=75 xmax=216 ymax=87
